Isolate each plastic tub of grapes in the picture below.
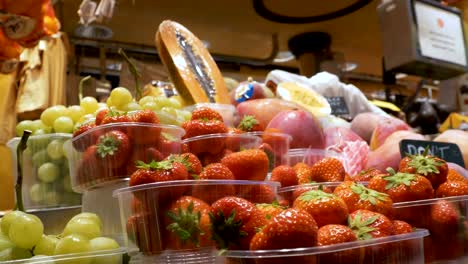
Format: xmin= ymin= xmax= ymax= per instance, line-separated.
xmin=0 ymin=210 xmax=126 ymax=263
xmin=65 ymin=123 xmax=185 ymax=193
xmin=6 ymin=134 xmax=81 ymax=210
xmin=113 ymin=180 xmax=280 ymax=263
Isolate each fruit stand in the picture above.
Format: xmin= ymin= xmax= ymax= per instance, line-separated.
xmin=1 ymin=1 xmax=468 ymax=264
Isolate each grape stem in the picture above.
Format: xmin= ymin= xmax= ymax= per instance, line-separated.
xmin=15 ymin=130 xmax=32 ymax=212
xmin=78 ymin=75 xmax=92 ymax=102
xmin=118 ymin=48 xmax=142 ymax=101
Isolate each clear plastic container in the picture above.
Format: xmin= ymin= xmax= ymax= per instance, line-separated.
xmin=82 ymin=179 xmax=129 ymax=246
xmin=0 ymin=248 xmax=126 ymax=263
xmin=129 ymin=248 xmax=220 ymax=264
xmin=219 ymin=229 xmax=429 ymax=264
xmin=288 ymin=148 xmax=350 ymax=172
xmin=113 ymin=180 xmax=280 ymax=257
xmin=393 ymin=195 xmax=468 ymax=263
xmin=183 ymin=103 xmax=237 ymax=127
xmin=181 ymin=133 xmax=262 ymax=166
xmin=6 ymin=134 xmax=81 ymax=210
xmin=277 ymin=182 xmax=341 ymax=207
xmin=65 ymin=123 xmax=185 ymax=193
xmin=245 ymin=132 xmax=292 ymax=171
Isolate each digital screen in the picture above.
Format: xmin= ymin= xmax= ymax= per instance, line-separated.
xmin=414 ymin=1 xmax=467 ymax=66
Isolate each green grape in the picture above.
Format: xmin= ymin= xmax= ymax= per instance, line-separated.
xmin=168 ymin=97 xmax=182 ymax=109
xmin=63 ymin=218 xmax=101 ymax=239
xmin=54 ymin=235 xmax=91 ymax=264
xmin=161 ymin=106 xmax=177 ymax=116
xmin=69 ymin=213 xmax=102 ymax=229
xmin=41 ymin=106 xmax=67 ymax=127
xmin=176 ymin=109 xmax=192 ymax=121
xmin=8 ymin=213 xmax=44 ymax=249
xmin=110 ymin=87 xmax=133 ymax=107
xmin=77 ymin=114 xmax=94 ymax=125
xmin=106 ymin=97 xmax=115 ymax=108
xmin=138 ymin=95 xmax=155 ymax=106
xmin=31 ymin=120 xmax=47 ymax=131
xmin=32 ymin=150 xmax=51 ymax=167
xmin=123 ymin=101 xmax=141 ymax=111
xmin=63 ymin=174 xmax=73 ymax=192
xmin=43 ymin=191 xmax=61 ymax=206
xmin=80 ymin=97 xmax=99 ymax=114
xmin=141 ymin=101 xmax=160 ymax=111
xmin=53 ymin=116 xmax=74 ymax=134
xmin=37 ymin=162 xmax=60 ymax=183
xmin=0 ymin=234 xmax=14 ymax=251
xmin=29 ymin=183 xmax=49 ymax=203
xmin=67 ymin=105 xmax=85 ymax=123
xmin=16 ymin=120 xmax=33 ymax=137
xmin=89 ymin=237 xmax=120 ymax=264
xmin=0 ymin=247 xmax=33 ymax=261
xmin=47 ymin=139 xmax=64 ymax=160
xmin=33 ymin=235 xmax=58 ymax=256
xmin=32 ymin=129 xmax=47 ymax=136
xmin=154 ymin=96 xmax=172 ymax=108
xmin=1 ymin=211 xmax=27 ymax=236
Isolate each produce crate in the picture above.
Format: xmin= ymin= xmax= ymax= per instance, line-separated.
xmin=65 ymin=123 xmax=185 ymax=193
xmin=0 ymin=248 xmax=126 ymax=264
xmin=183 ymin=103 xmax=237 ymax=127
xmin=219 ymin=229 xmax=429 ymax=264
xmin=245 ymin=132 xmax=292 ymax=171
xmin=6 ymin=134 xmax=81 ymax=210
xmin=393 ymin=195 xmax=468 ymax=263
xmin=113 ymin=180 xmax=280 ymax=259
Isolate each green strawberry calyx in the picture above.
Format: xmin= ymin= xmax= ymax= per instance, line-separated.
xmin=209 ymin=209 xmax=246 ymax=250
xmin=298 ymin=188 xmax=336 ymax=201
xmin=383 ymin=168 xmax=417 ymax=190
xmin=166 ymin=201 xmax=204 ymax=247
xmin=238 ymin=115 xmax=259 ymax=131
xmin=96 ymin=135 xmax=121 ymax=158
xmin=136 ymin=159 xmax=173 ymax=170
xmin=348 ymin=212 xmax=378 ymax=240
xmin=350 ymin=183 xmax=389 ymax=205
xmin=167 ymin=154 xmax=193 ymax=173
xmin=407 ymin=154 xmax=444 ymax=176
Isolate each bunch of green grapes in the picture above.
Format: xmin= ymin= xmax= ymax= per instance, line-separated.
xmin=25 ymin=136 xmax=80 ymax=208
xmin=0 ymin=212 xmax=120 ymax=263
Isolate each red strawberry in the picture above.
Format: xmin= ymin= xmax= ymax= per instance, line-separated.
xmin=255 ymin=203 xmax=285 ymax=221
xmin=436 ymin=180 xmax=468 ymax=197
xmin=101 ymin=110 xmax=132 ymax=124
xmin=164 ymin=196 xmax=213 ymax=249
xmin=447 ymin=169 xmax=466 ymax=182
xmin=293 ymin=162 xmax=314 ymax=185
xmin=262 ymin=128 xmax=291 ymax=156
xmin=125 ymin=146 xmax=163 ymax=175
xmin=368 ymin=168 xmax=434 ymax=202
xmin=310 ymin=157 xmax=346 ymax=182
xmin=126 ymin=213 xmax=162 ymax=253
xmin=333 ymin=181 xmax=394 ymax=218
xmin=76 ymin=145 xmax=104 ymax=187
xmin=209 ymin=197 xmax=256 ymax=250
xmin=167 ymin=153 xmax=203 ymax=179
xmin=72 ymin=122 xmax=97 ymax=152
xmin=317 ymin=224 xmax=357 ymax=246
xmin=239 ymin=184 xmax=276 ymax=204
xmin=129 ymin=168 xmax=157 ymax=187
xmin=430 ymin=200 xmax=462 ymax=238
xmin=270 ymin=165 xmax=298 ymax=188
xmin=288 ymin=184 xmax=333 ymax=205
xmin=237 ymin=115 xmax=263 ymax=132
xmin=128 ymin=109 xmax=161 ymax=145
xmin=293 ymin=189 xmax=348 ymax=227
xmin=221 ymin=149 xmax=269 ymax=181
xmin=132 ymin=109 xmax=160 ymax=123
xmin=192 ymin=163 xmax=236 ymax=204
xmin=198 ymin=149 xmax=232 ymax=166
xmin=250 ymin=208 xmax=318 ymax=250
xmin=95 ymin=108 xmax=109 ymax=125
xmin=348 ymin=210 xmax=394 ymax=240
xmin=183 ymin=119 xmax=228 ymax=154
xmin=392 ymin=220 xmax=413 ymax=235
xmin=191 ymin=107 xmax=224 ymax=122
xmin=353 ymin=168 xmax=382 ymax=182
xmin=95 ymin=130 xmax=131 ymax=169
xmin=399 ymin=152 xmax=448 ymax=189
xmin=238 ymin=208 xmax=270 ymax=250
xmin=258 ymin=142 xmax=275 ymax=171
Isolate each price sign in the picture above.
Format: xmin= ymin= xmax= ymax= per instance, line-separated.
xmin=399 ymin=139 xmax=465 ymax=167
xmin=325 ymin=96 xmax=349 ymax=116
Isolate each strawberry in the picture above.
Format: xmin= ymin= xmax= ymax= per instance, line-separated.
xmin=436 ymin=180 xmax=468 ymax=197
xmin=348 ymin=210 xmax=394 ymax=240
xmin=258 ymin=143 xmax=275 ymax=171
xmin=198 ymin=149 xmax=232 ymax=166
xmin=293 ymin=162 xmax=314 ymax=184
xmin=76 ymin=145 xmax=104 ymax=186
xmin=125 ymin=146 xmax=163 ymax=175
xmin=132 ymin=109 xmax=160 ymax=123
xmin=250 ymin=208 xmax=318 ymax=250
xmin=192 ymin=163 xmax=236 ymax=204
xmin=270 ymin=165 xmax=298 ymax=188
xmin=191 ymin=107 xmax=223 ymax=122
xmin=221 ymin=149 xmax=269 ymax=181
xmin=95 ymin=108 xmax=109 ymax=125
xmin=399 ymin=152 xmax=448 ymax=189
xmin=101 ymin=110 xmax=132 ymax=124
xmin=238 ymin=208 xmax=270 ymax=250
xmin=310 ymin=157 xmax=346 ymax=182
xmin=255 ymin=203 xmax=285 ymax=221
xmin=333 ymin=181 xmax=394 ymax=218
xmin=368 ymin=168 xmax=434 ymax=202
xmin=128 ymin=167 xmax=157 ymax=187
xmin=293 ymin=189 xmax=348 ymax=227
xmin=183 ymin=119 xmax=228 ymax=154
xmin=237 ymin=115 xmax=263 ymax=132
xmin=135 ymin=159 xmax=189 ymax=182
xmin=239 ymin=184 xmax=276 ymax=204
xmin=317 ymin=224 xmax=357 ymax=246
xmin=167 ymin=153 xmax=203 ymax=179
xmin=96 ymin=130 xmax=131 ymax=169
xmin=128 ymin=109 xmax=161 ymax=145
xmin=227 ymin=127 xmax=243 ymax=135
xmin=209 ymin=196 xmax=256 ymax=250
xmin=261 ymin=128 xmax=290 ymax=157
xmin=72 ymin=122 xmax=97 ymax=152
xmin=126 ymin=213 xmax=162 ymax=253
xmin=165 ymin=196 xmax=213 ymax=249
xmin=447 ymin=169 xmax=466 ymax=182
xmin=156 ymin=133 xmax=183 ymax=159
xmin=353 ymin=168 xmax=382 ymax=182
xmin=392 ymin=220 xmax=413 ymax=235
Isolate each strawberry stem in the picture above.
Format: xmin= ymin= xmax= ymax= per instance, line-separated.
xmin=209 ymin=209 xmax=246 ymax=249
xmin=350 ymin=183 xmax=389 ymax=205
xmin=166 ymin=201 xmax=204 ymax=247
xmin=348 ymin=212 xmax=378 ymax=240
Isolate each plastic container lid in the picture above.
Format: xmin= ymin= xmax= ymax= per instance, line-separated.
xmin=393 ymin=195 xmax=468 ymax=208
xmin=0 ymin=248 xmax=126 ymax=263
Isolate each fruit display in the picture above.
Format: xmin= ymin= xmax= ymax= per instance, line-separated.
xmin=0 ymin=211 xmax=123 ymax=263
xmin=6 ymin=134 xmax=81 ymax=209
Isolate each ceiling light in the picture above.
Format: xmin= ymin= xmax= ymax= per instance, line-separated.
xmin=395 ymin=73 xmax=408 ymax=79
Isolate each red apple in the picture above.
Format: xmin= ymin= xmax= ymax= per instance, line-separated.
xmin=266 ymin=110 xmax=325 ymax=149
xmin=369 ymin=117 xmax=411 ymax=150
